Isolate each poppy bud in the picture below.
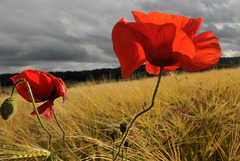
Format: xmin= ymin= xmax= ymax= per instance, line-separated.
xmin=110 ymin=131 xmax=117 ymax=142
xmin=120 ymin=123 xmax=127 ymax=134
xmin=124 ymin=141 xmax=129 ymax=148
xmin=0 ymin=97 xmax=17 ymax=120
xmin=105 ymin=131 xmax=109 ymax=136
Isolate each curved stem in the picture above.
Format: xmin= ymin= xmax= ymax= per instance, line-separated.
xmin=113 ymin=67 xmax=164 ymax=160
xmin=12 ymin=79 xmax=53 ymax=151
xmin=113 ymin=140 xmax=115 ymax=160
xmin=53 ymin=112 xmax=80 ymax=160
xmin=121 ymin=134 xmax=124 ymax=161
xmin=125 ymin=147 xmax=128 ymax=161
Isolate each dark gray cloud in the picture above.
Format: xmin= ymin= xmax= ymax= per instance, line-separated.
xmin=0 ymin=0 xmax=239 ymax=74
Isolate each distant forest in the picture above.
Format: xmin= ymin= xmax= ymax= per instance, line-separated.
xmin=1 ymin=57 xmax=240 ymax=87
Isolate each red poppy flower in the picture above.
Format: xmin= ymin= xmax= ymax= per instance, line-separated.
xmin=11 ymin=69 xmax=67 ymax=119
xmin=181 ymin=109 xmax=185 ymax=114
xmin=112 ymin=11 xmax=222 ymax=78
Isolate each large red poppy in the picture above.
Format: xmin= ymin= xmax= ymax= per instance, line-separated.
xmin=112 ymin=11 xmax=222 ymax=78
xmin=11 ymin=69 xmax=67 ymax=119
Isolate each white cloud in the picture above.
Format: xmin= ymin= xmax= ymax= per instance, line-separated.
xmin=223 ymin=50 xmax=239 ymax=57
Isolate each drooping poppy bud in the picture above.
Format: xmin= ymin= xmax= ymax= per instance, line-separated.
xmin=0 ymin=97 xmax=17 ymax=120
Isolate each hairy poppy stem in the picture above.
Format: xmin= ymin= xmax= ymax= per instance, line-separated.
xmin=113 ymin=140 xmax=115 ymax=160
xmin=121 ymin=134 xmax=124 ymax=161
xmin=11 ymin=79 xmax=53 ymax=153
xmin=53 ymin=112 xmax=80 ymax=160
xmin=113 ymin=67 xmax=164 ymax=161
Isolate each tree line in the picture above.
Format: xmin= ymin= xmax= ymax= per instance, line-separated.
xmin=1 ymin=57 xmax=240 ymax=87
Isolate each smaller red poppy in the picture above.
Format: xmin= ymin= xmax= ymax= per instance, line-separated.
xmin=181 ymin=109 xmax=185 ymax=114
xmin=11 ymin=69 xmax=67 ymax=119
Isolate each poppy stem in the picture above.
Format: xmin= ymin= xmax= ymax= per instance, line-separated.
xmin=121 ymin=134 xmax=124 ymax=161
xmin=113 ymin=67 xmax=164 ymax=161
xmin=113 ymin=139 xmax=115 ymax=160
xmin=11 ymin=79 xmax=53 ymax=153
xmin=53 ymin=112 xmax=80 ymax=160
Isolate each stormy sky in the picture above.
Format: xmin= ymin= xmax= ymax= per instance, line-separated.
xmin=0 ymin=0 xmax=239 ymax=74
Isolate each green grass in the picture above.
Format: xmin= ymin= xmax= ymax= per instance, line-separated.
xmin=1 ymin=67 xmax=240 ymax=160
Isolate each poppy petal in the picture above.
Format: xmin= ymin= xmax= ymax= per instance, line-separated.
xmin=56 ymin=78 xmax=67 ymax=103
xmin=180 ymin=31 xmax=222 ymax=71
xmin=112 ymin=18 xmax=146 ymax=78
xmin=172 ymin=26 xmax=196 ymax=59
xmin=132 ymin=11 xmax=203 ymax=39
xmin=132 ymin=11 xmax=189 ymax=27
xmin=11 ymin=69 xmax=54 ymax=103
xmin=182 ymin=18 xmax=203 ymax=39
xmin=128 ymin=23 xmax=195 ymax=67
xmin=31 ymin=100 xmax=54 ymax=119
xmin=146 ymin=61 xmax=179 ymax=75
xmin=44 ymin=73 xmax=67 ymax=102
xmin=127 ymin=22 xmax=175 ymax=51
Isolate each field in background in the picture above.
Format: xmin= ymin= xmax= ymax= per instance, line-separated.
xmin=1 ymin=67 xmax=240 ymax=160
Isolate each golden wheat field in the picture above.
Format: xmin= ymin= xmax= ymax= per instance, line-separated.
xmin=1 ymin=67 xmax=240 ymax=161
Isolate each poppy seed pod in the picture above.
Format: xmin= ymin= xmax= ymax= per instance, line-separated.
xmin=0 ymin=97 xmax=17 ymax=120
xmin=120 ymin=123 xmax=127 ymax=134
xmin=124 ymin=141 xmax=129 ymax=148
xmin=110 ymin=131 xmax=117 ymax=142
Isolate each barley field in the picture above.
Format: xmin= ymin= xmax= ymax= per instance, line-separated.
xmin=1 ymin=67 xmax=240 ymax=161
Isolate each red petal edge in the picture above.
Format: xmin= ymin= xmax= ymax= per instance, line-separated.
xmin=112 ymin=18 xmax=146 ymax=78
xmin=11 ymin=69 xmax=54 ymax=102
xmin=132 ymin=11 xmax=203 ymax=39
xmin=31 ymin=100 xmax=54 ymax=120
xmin=180 ymin=31 xmax=222 ymax=71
